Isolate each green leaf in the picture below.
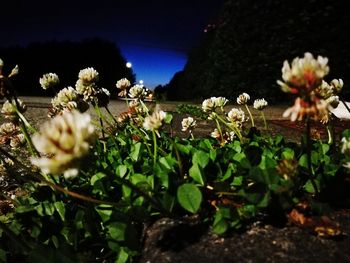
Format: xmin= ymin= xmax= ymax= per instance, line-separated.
xmin=232 ymin=176 xmax=243 ymax=186
xmin=164 ymin=113 xmax=173 ymax=124
xmin=304 ymin=180 xmax=319 ymax=194
xmin=54 ymin=201 xmax=66 ymax=221
xmin=175 ymin=143 xmax=192 ymax=155
xmin=298 ymin=154 xmax=308 ymax=169
xmin=116 ymin=247 xmax=129 ymax=263
xmin=233 ymin=152 xmax=250 ymax=169
xmin=0 ymin=248 xmax=7 ymax=262
xmin=90 ymin=172 xmax=106 ymax=185
xmin=189 ymin=163 xmax=205 ymax=185
xmin=116 ymin=165 xmax=128 ymax=178
xmin=95 ymin=205 xmax=113 ymax=222
xmin=282 ymin=148 xmax=294 ymax=160
xmin=192 ymin=150 xmax=209 ymax=168
xmin=321 ymin=143 xmax=330 ymax=155
xmin=177 ymin=183 xmax=202 ymax=213
xmin=108 ymin=222 xmax=127 ymax=241
xmin=130 ymin=142 xmax=142 ymax=161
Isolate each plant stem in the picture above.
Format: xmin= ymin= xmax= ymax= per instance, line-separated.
xmin=245 ymin=104 xmax=255 ymax=127
xmin=306 ymin=115 xmax=319 ymax=195
xmin=104 ymin=106 xmax=118 ymax=123
xmin=261 ymin=111 xmax=268 ymax=129
xmin=152 ymin=130 xmax=157 ymax=168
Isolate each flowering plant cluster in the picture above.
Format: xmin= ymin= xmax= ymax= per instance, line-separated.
xmin=0 ymin=53 xmax=349 ymax=262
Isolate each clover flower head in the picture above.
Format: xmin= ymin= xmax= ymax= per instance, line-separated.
xmin=39 ymin=73 xmax=60 ymax=90
xmin=253 ymin=98 xmax=268 ymax=110
xmin=78 ymin=67 xmax=99 ymax=85
xmin=116 ymin=78 xmax=131 ymax=90
xmin=0 ymin=122 xmax=24 ymax=148
xmin=129 ymin=84 xmax=146 ymax=99
xmin=30 ymin=110 xmax=95 ymax=178
xmin=181 ymin=117 xmax=197 ymax=132
xmin=316 ymin=80 xmax=334 ymax=99
xmin=330 ymin=79 xmax=344 ymax=94
xmin=214 ymin=97 xmax=229 ymax=108
xmin=1 ymin=99 xmax=27 ymax=120
xmin=227 ymin=108 xmax=246 ymax=124
xmin=52 ymin=87 xmax=78 ymax=109
xmin=341 ymin=137 xmax=350 ymax=155
xmin=202 ymin=97 xmax=216 ymax=112
xmin=8 ymin=65 xmax=19 ymax=78
xmin=211 ymin=129 xmax=235 ymax=145
xmin=326 ymin=95 xmax=339 ymax=109
xmin=278 ymin=52 xmax=329 ymax=94
xmin=0 ymin=58 xmax=3 ymax=69
xmin=282 ymin=97 xmax=329 ymax=122
xmin=143 ymin=110 xmax=166 ymax=131
xmin=75 ymin=79 xmax=98 ymax=102
xmin=10 ymin=133 xmax=25 ymax=149
xmin=237 ymin=93 xmax=250 ymax=105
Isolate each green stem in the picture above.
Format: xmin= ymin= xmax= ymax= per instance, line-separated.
xmin=306 ymin=115 xmax=319 ymax=195
xmin=152 ymin=130 xmax=158 ymax=168
xmin=18 ymin=118 xmax=40 ymax=157
xmin=261 ymin=111 xmax=268 ymax=129
xmin=245 ymin=104 xmax=255 ymax=127
xmin=215 ymin=114 xmax=243 ymax=142
xmin=104 ymin=106 xmax=118 ymax=123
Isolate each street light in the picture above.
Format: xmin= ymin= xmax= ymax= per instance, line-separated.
xmin=126 ymin=62 xmax=132 ymax=68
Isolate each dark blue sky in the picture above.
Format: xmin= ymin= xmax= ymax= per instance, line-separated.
xmin=1 ymin=0 xmax=225 ymax=88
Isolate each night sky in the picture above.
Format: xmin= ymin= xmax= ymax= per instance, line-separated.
xmin=1 ymin=0 xmax=225 ymax=88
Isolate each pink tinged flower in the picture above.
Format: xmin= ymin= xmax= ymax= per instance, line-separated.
xmin=236 ymin=93 xmax=250 ymax=105
xmin=282 ymin=97 xmax=329 ymax=122
xmin=30 ymin=110 xmax=95 ymax=178
xmin=278 ymin=52 xmax=329 ymax=94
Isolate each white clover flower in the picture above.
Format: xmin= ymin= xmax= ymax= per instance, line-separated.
xmin=316 ymin=80 xmax=334 ymax=99
xmin=214 ymin=97 xmax=229 ymax=108
xmin=237 ymin=93 xmax=250 ymax=105
xmin=52 ymin=87 xmax=78 ymax=109
xmin=10 ymin=134 xmax=25 ymax=149
xmin=143 ymin=110 xmax=166 ymax=131
xmin=78 ymin=67 xmax=99 ymax=84
xmin=116 ymin=78 xmax=131 ymax=90
xmin=1 ymin=99 xmax=27 ymax=120
xmin=75 ymin=79 xmax=97 ymax=102
xmin=129 ymin=84 xmax=146 ymax=99
xmin=210 ymin=129 xmax=235 ymax=144
xmin=326 ymin=95 xmax=339 ymax=109
xmin=253 ymin=98 xmax=268 ymax=111
xmin=8 ymin=65 xmax=19 ymax=78
xmin=39 ymin=73 xmax=60 ymax=90
xmin=0 ymin=122 xmax=19 ymax=136
xmin=31 ymin=110 xmax=95 ymax=178
xmin=278 ymin=52 xmax=329 ymax=93
xmin=181 ymin=117 xmax=197 ymax=132
xmin=202 ymin=97 xmax=216 ymax=112
xmin=330 ymin=79 xmax=344 ymax=94
xmin=341 ymin=137 xmax=350 ymax=155
xmin=283 ymin=98 xmax=329 ymax=122
xmin=227 ymin=108 xmax=246 ymax=124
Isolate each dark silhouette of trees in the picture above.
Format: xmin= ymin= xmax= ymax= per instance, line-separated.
xmin=0 ymin=38 xmax=135 ymax=97
xmin=165 ymin=0 xmax=350 ymax=102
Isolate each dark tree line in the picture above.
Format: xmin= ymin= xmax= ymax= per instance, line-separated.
xmin=0 ymin=38 xmax=135 ymax=97
xmin=158 ymin=0 xmax=350 ymax=103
